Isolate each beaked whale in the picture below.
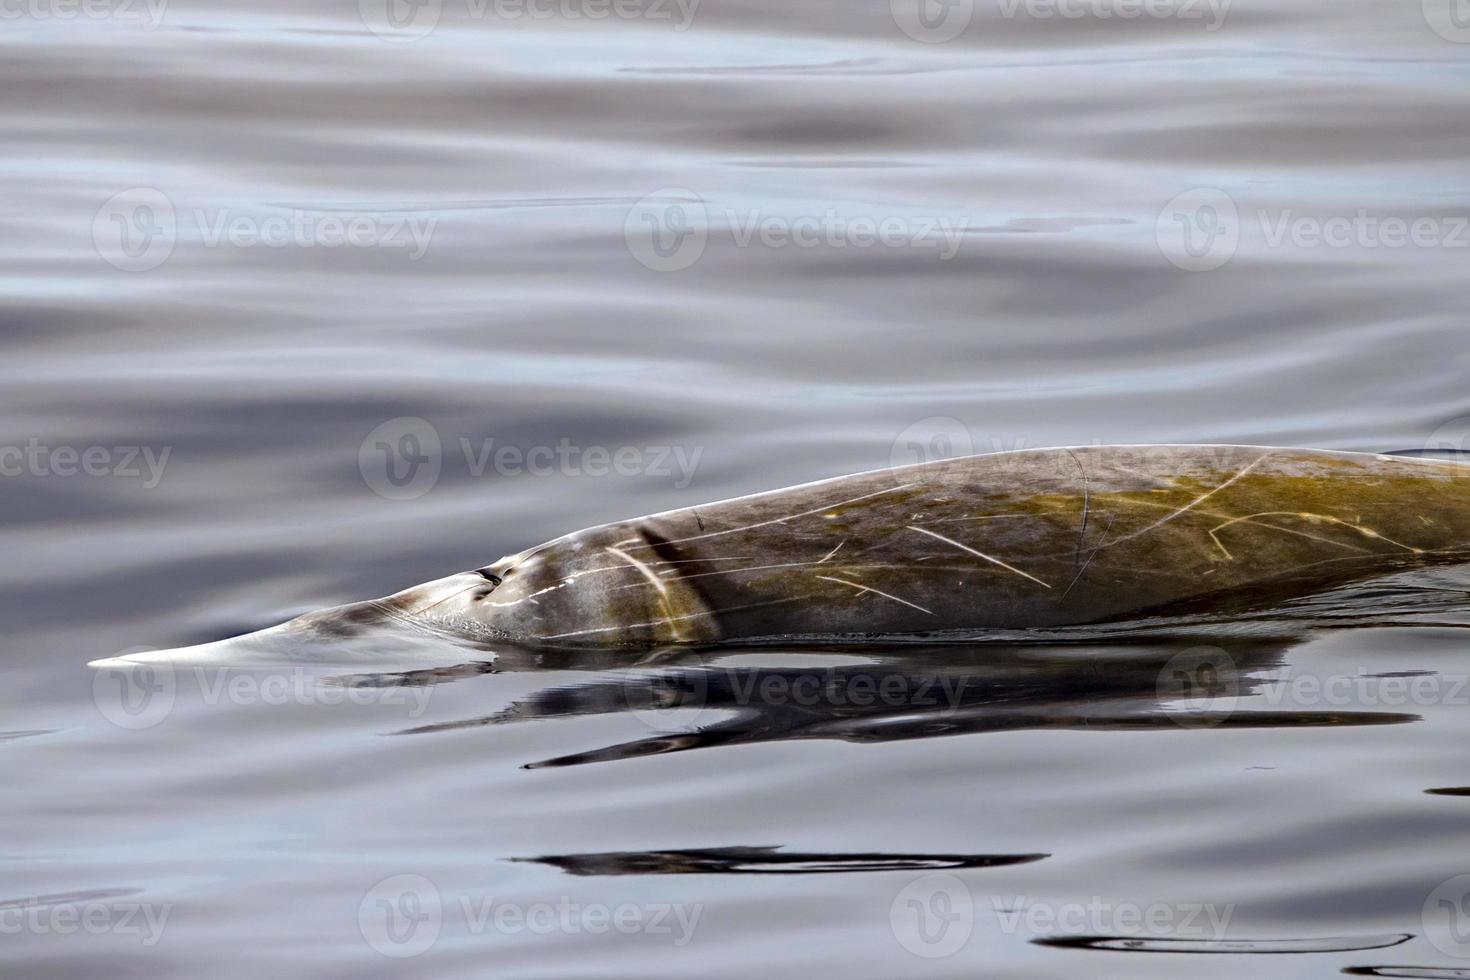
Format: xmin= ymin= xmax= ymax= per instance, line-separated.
xmin=91 ymin=445 xmax=1470 ymax=667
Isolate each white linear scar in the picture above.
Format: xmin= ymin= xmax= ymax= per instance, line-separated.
xmin=1102 ymin=453 xmax=1271 ymax=547
xmin=615 ymin=484 xmax=916 ymax=549
xmin=905 ymin=525 xmax=1052 ymax=589
xmin=603 ymin=546 xmax=669 ymax=596
xmin=816 ymin=575 xmax=934 ymax=615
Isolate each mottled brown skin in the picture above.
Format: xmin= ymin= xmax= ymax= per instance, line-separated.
xmin=403 ymin=445 xmax=1470 ymax=648
xmin=101 ymin=446 xmax=1470 ymax=667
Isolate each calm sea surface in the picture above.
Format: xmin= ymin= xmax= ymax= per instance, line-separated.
xmin=4 ymin=0 xmax=1470 ymax=976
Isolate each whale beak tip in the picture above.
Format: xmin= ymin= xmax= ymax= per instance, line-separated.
xmin=88 ymin=649 xmax=176 ymax=669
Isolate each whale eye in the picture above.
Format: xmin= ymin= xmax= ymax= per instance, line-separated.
xmin=471 ymin=568 xmax=505 ymax=601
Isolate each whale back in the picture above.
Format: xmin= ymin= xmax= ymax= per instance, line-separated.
xmin=472 ymin=446 xmax=1470 ymax=646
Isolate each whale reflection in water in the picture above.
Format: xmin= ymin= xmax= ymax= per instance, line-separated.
xmin=1037 ymin=933 xmax=1413 ymax=954
xmin=518 ymin=845 xmax=1048 ymax=876
xmin=372 ymin=632 xmax=1423 ymax=768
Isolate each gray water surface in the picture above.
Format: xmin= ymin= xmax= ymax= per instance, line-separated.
xmin=4 ymin=0 xmax=1470 ymax=976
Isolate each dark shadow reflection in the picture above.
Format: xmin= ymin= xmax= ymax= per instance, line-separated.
xmin=354 ymin=632 xmax=1420 ymax=768
xmin=1343 ymin=967 xmax=1470 ymax=977
xmin=1035 ymin=932 xmax=1412 ymax=954
xmin=517 ymin=845 xmax=1047 ymax=875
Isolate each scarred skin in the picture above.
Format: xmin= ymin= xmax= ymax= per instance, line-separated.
xmin=95 ymin=446 xmax=1470 ymax=662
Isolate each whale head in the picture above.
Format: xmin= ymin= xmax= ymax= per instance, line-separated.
xmin=87 ymin=566 xmax=521 ymax=671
